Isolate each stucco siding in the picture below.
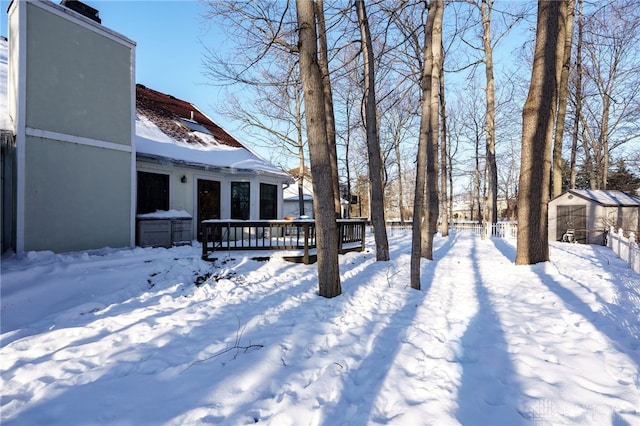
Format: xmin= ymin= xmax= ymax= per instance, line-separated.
xmin=25 ymin=3 xmax=132 ymax=146
xmin=24 ymin=136 xmax=131 ymax=252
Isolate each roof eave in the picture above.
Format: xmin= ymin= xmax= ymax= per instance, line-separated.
xmin=136 ymin=152 xmax=292 ymax=181
xmin=566 ymin=189 xmax=640 ymax=207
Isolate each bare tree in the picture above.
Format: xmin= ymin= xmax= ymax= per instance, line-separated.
xmin=296 ymin=0 xmax=341 ymax=297
xmin=439 ymin=49 xmax=449 ymax=237
xmin=423 ymin=0 xmax=444 ymax=259
xmin=202 ymin=1 xmax=298 ymax=86
xmin=450 ymin=1 xmax=525 ymax=226
xmin=355 ymin=0 xmax=390 ymax=261
xmin=516 ymin=0 xmax=569 ymax=265
xmin=411 ymin=0 xmax=444 ymax=290
xmin=569 ymin=0 xmax=584 ymax=189
xmin=551 ymin=0 xmax=576 ymax=197
xmin=576 ymin=0 xmax=640 ymax=190
xmin=480 ymin=0 xmax=499 ymax=227
xmin=315 ymin=0 xmax=343 ymax=216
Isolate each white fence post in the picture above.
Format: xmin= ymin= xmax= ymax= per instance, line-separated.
xmin=618 ymin=228 xmax=627 ymax=262
xmin=629 ymin=232 xmax=639 ymax=273
xmin=608 ymin=226 xmax=615 ymax=249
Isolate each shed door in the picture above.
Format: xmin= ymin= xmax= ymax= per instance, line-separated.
xmin=556 ymin=205 xmax=587 ymax=243
xmin=197 ymin=179 xmax=220 ymax=241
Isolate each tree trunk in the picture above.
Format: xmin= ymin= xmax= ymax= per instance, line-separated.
xmin=474 ymin=130 xmax=482 ymax=221
xmin=447 ymin=125 xmax=454 ymax=224
xmin=569 ymin=0 xmax=583 ymax=190
xmin=394 ymin=138 xmax=405 ymax=224
xmin=420 ymin=0 xmax=443 ymax=259
xmin=600 ymin=95 xmax=610 ymax=189
xmin=315 ymin=0 xmax=342 ymax=217
xmin=296 ymin=83 xmax=306 ymax=216
xmin=355 ymin=0 xmax=389 ymax=261
xmin=481 ymin=0 xmax=498 ymax=226
xmin=296 ymin=0 xmax=341 ymax=297
xmin=410 ymin=0 xmax=437 ymax=290
xmin=552 ymin=0 xmax=576 ymax=198
xmin=439 ymin=54 xmax=449 ymax=237
xmin=516 ymin=0 xmax=568 ymax=265
xmin=426 ymin=2 xmax=443 ymax=249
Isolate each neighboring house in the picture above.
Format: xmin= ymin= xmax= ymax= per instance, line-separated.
xmin=548 ymin=189 xmax=640 ymax=245
xmin=1 ymin=0 xmax=292 ymax=254
xmin=283 ymin=182 xmax=314 ymax=219
xmin=449 ymin=195 xmax=513 ymax=221
xmin=283 ymin=166 xmax=356 ymax=219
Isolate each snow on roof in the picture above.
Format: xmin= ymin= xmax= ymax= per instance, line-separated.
xmin=136 ymin=84 xmax=243 ymax=149
xmin=135 ymin=85 xmax=290 ymax=178
xmin=136 ymin=114 xmax=287 ymax=176
xmin=0 ymin=36 xmax=10 ymax=131
xmin=568 ymin=189 xmax=640 ymax=206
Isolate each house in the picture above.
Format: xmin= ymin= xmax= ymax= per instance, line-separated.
xmin=548 ymin=189 xmax=640 ymax=245
xmin=1 ymin=0 xmax=292 ymax=254
xmin=3 ymin=0 xmax=136 ymax=254
xmin=135 ymin=84 xmax=293 ymax=244
xmin=281 ymin=165 xmax=353 ymax=219
xmin=283 ymin=183 xmax=314 ymax=219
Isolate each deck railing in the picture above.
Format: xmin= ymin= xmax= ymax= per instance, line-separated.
xmin=201 ymin=219 xmax=366 ymax=264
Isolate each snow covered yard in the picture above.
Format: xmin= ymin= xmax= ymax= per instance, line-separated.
xmin=1 ymin=232 xmax=639 ymax=425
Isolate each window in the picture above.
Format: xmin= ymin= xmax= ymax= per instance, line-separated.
xmin=231 ymin=181 xmax=250 ymax=220
xmin=178 ymin=118 xmax=213 ymax=136
xmin=260 ymin=183 xmax=277 ymax=220
xmin=137 ymin=171 xmax=169 ymax=214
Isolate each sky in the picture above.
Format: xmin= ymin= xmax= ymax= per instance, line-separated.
xmin=0 ymin=0 xmax=247 ymax=152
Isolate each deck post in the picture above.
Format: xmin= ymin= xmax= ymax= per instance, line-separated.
xmin=201 ymin=222 xmax=208 ymax=259
xmin=303 ymin=222 xmax=310 ymax=264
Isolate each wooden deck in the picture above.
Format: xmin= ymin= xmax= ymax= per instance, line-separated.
xmin=201 ymin=219 xmax=367 ymax=264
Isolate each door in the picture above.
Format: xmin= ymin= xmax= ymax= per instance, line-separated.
xmin=556 ymin=205 xmax=587 ymax=243
xmin=197 ymin=179 xmax=220 ymax=241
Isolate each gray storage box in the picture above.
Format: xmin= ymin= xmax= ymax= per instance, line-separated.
xmin=137 ymin=219 xmax=171 ymax=248
xmin=171 ymin=219 xmax=192 ymax=245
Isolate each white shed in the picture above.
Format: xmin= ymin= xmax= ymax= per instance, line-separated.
xmin=548 ymin=189 xmax=640 ymax=245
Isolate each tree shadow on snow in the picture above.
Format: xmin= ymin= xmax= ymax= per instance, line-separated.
xmin=489 ymin=237 xmax=516 ymax=262
xmin=1 ymin=256 xmax=326 ymax=425
xmin=455 ymin=238 xmax=525 ymax=425
xmin=494 ymin=238 xmax=639 ymax=368
xmin=320 ymin=234 xmax=459 ymax=425
xmin=541 ymin=268 xmax=639 ymax=369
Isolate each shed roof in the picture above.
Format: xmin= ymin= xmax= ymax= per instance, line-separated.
xmin=564 ymin=189 xmax=640 ymax=207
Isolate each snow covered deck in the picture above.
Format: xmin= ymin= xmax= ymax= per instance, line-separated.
xmin=201 ymin=219 xmax=367 ymax=264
